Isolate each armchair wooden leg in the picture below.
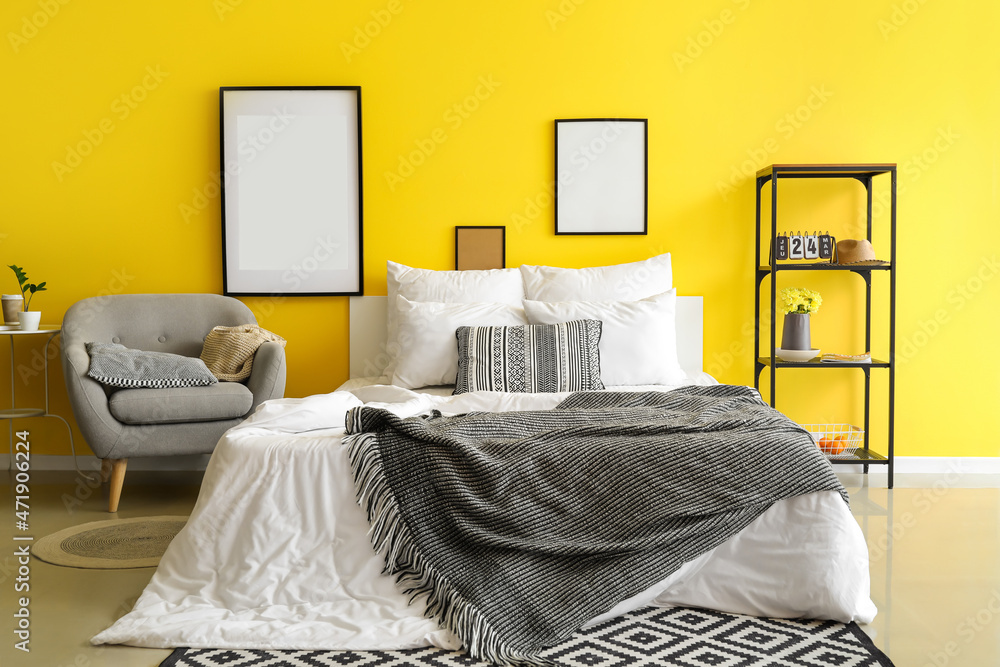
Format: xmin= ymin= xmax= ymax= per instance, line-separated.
xmin=107 ymin=458 xmax=128 ymax=513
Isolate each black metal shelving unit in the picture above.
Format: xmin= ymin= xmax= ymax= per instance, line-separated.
xmin=754 ymin=164 xmax=896 ymax=488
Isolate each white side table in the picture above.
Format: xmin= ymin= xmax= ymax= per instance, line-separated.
xmin=2 ymin=325 xmax=77 ymax=468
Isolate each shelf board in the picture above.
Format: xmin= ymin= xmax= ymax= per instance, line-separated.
xmin=828 ymin=449 xmax=889 ymax=464
xmin=757 ymin=356 xmax=890 ymax=369
xmin=0 ymin=408 xmax=46 ymax=419
xmin=0 ymin=325 xmax=61 ymax=335
xmin=758 ymin=263 xmax=891 ymax=273
xmin=756 ymin=163 xmax=897 ymax=179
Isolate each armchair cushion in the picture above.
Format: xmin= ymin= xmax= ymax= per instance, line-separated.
xmin=86 ymin=342 xmax=218 ymax=389
xmin=109 ymin=383 xmax=254 ymax=425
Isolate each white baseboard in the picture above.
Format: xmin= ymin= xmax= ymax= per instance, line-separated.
xmin=833 ymin=457 xmax=1000 ymax=479
xmin=894 ymin=456 xmax=1000 ymax=475
xmin=1 ymin=453 xmax=211 ymax=472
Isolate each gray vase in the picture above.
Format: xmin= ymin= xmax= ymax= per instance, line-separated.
xmin=781 ymin=313 xmax=812 ymax=350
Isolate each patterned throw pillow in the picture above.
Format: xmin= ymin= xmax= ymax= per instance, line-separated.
xmin=454 ymin=319 xmax=604 ymax=394
xmin=86 ymin=342 xmax=219 ymax=389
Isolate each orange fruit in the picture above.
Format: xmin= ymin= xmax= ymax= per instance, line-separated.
xmin=817 ymin=436 xmax=846 ymax=455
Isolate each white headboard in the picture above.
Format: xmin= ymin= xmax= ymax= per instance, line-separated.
xmin=349 ymin=296 xmax=704 ymax=380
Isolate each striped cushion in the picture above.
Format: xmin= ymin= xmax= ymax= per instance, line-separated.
xmin=454 ymin=319 xmax=604 ymax=394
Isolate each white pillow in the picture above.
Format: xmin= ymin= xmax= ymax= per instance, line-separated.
xmin=384 ymin=261 xmax=525 ymax=378
xmin=520 ymin=253 xmax=672 ymax=302
xmin=522 ymin=289 xmax=685 ymax=387
xmin=392 ymin=295 xmax=528 ymax=389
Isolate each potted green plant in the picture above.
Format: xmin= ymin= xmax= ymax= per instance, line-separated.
xmin=8 ymin=265 xmax=46 ymax=331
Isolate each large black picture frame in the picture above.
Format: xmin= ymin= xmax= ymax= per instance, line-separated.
xmin=554 ymin=118 xmax=647 ymax=235
xmin=220 ymin=86 xmax=363 ymax=296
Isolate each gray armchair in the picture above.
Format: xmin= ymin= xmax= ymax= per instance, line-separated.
xmin=61 ymin=294 xmax=286 ymax=511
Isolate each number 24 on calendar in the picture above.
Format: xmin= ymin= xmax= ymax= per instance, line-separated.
xmin=773 ymin=232 xmax=834 ymax=263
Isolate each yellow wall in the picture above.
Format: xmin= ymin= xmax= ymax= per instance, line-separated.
xmin=2 ymin=0 xmax=998 ymax=458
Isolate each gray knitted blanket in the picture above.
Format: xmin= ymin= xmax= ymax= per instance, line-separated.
xmin=343 ymin=385 xmax=847 ymax=665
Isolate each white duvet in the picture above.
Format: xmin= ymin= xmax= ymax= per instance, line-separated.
xmin=93 ymin=384 xmax=877 ymax=651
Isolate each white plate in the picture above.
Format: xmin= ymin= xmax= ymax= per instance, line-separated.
xmin=775 ymin=348 xmax=820 ymax=362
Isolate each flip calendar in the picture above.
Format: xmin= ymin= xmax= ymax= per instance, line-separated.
xmin=773 ymin=231 xmax=835 ymax=264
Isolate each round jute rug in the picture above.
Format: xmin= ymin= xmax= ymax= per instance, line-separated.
xmin=32 ymin=516 xmax=188 ymax=569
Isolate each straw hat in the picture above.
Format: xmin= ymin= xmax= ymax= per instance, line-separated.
xmin=835 ymin=239 xmax=889 ymax=265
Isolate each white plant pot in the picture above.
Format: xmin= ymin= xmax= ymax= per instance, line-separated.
xmin=17 ymin=311 xmax=41 ymax=331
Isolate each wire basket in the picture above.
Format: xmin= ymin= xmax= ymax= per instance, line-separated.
xmin=801 ymin=423 xmax=863 ymax=458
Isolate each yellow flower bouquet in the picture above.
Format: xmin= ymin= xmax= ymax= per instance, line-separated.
xmin=780 ymin=287 xmax=821 ymax=315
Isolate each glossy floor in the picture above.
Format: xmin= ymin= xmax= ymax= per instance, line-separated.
xmin=842 ymin=472 xmax=1000 ymax=667
xmin=2 ymin=470 xmax=999 ymax=667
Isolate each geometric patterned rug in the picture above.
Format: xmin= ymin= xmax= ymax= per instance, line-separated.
xmin=160 ymin=605 xmax=895 ymax=667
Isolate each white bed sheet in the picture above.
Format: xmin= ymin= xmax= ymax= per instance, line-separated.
xmin=92 ymin=384 xmax=876 ymax=651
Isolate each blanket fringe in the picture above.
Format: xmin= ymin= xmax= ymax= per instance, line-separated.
xmin=344 ymin=432 xmax=545 ymax=666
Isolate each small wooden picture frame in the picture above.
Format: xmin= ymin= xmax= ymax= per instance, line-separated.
xmin=455 ymin=226 xmax=505 ymax=270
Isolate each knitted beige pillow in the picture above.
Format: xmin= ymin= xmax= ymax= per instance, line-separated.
xmin=200 ymin=324 xmax=286 ymax=382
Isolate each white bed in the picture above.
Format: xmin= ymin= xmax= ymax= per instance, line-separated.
xmin=93 ymin=283 xmax=876 ymax=652
xmin=93 ymin=385 xmax=874 ymax=651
